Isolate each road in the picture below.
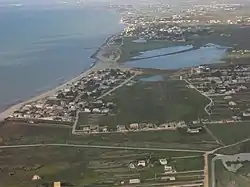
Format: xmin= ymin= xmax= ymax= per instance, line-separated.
xmin=203 ymin=125 xmax=223 ymax=145
xmin=184 ymin=79 xmax=213 ymax=115
xmin=97 ymin=73 xmax=138 ymax=100
xmin=207 ymin=138 xmax=250 ymax=187
xmin=0 ymin=143 xmax=207 ymax=153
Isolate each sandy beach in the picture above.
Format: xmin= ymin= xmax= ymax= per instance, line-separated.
xmin=0 ymin=39 xmax=121 ymax=122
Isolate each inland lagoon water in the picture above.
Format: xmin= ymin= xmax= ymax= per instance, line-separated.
xmin=0 ymin=6 xmax=123 ymax=111
xmin=124 ymin=43 xmax=228 ymax=70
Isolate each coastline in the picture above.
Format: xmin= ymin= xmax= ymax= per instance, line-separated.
xmin=0 ymin=37 xmax=116 ymax=122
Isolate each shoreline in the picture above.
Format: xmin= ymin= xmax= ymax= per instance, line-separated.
xmin=0 ymin=36 xmax=117 ymax=122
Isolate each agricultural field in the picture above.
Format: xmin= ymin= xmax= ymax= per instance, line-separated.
xmin=101 ymin=78 xmax=210 ymax=125
xmin=0 ymin=146 xmax=204 ymax=187
xmin=206 ymin=122 xmax=250 ymax=146
xmin=0 ymin=121 xmax=218 ymax=151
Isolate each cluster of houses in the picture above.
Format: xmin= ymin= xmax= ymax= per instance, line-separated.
xmin=76 ymin=120 xmax=204 ymax=135
xmin=187 ymin=64 xmax=250 ymax=121
xmin=116 ymin=0 xmax=250 ymax=41
xmin=120 ymin=22 xmax=214 ymax=42
xmin=189 ymin=65 xmax=250 ymax=95
xmin=126 ymin=157 xmax=176 ymax=184
xmin=8 ymin=68 xmax=135 ymax=123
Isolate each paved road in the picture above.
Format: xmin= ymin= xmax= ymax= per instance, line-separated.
xmin=209 ymin=138 xmax=250 ymax=187
xmin=0 ymin=143 xmax=206 ymax=153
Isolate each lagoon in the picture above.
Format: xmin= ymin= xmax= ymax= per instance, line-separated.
xmin=125 ymin=44 xmax=228 ymax=70
xmin=132 ymin=45 xmax=193 ymax=59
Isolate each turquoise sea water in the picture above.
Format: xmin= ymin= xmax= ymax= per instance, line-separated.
xmin=0 ymin=6 xmax=123 ymax=111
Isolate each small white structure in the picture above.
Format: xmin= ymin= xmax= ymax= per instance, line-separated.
xmin=129 ymin=179 xmax=141 ymax=184
xmin=161 ymin=176 xmax=176 ymax=181
xmin=32 ymin=175 xmax=41 ymax=181
xmin=129 ymin=123 xmax=139 ymax=129
xmin=159 ymin=158 xmax=168 ymax=165
xmin=243 ymin=112 xmax=250 ymax=117
xmin=187 ymin=128 xmax=200 ymax=134
xmin=83 ymin=108 xmax=91 ymax=113
xmin=137 ymin=160 xmax=146 ymax=167
xmin=229 ymin=101 xmax=237 ymax=106
xmin=164 ymin=165 xmax=174 ymax=173
xmin=101 ymin=109 xmax=109 ymax=114
xmin=92 ymin=108 xmax=101 ymax=113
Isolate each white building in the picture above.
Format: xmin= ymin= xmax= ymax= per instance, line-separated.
xmin=129 ymin=179 xmax=140 ymax=184
xmin=159 ymin=158 xmax=168 ymax=165
xmin=137 ymin=160 xmax=146 ymax=167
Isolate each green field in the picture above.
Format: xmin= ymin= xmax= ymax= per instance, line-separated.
xmin=101 ymin=79 xmax=209 ymax=126
xmin=0 ymin=145 xmax=204 ymax=187
xmin=206 ymin=122 xmax=250 ymax=145
xmin=0 ymin=122 xmax=217 ymax=151
xmin=168 ymin=156 xmax=204 ymax=172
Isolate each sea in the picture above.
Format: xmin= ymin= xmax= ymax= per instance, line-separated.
xmin=0 ymin=5 xmax=123 ymax=112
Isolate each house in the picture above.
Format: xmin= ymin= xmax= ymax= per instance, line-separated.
xmin=129 ymin=179 xmax=140 ymax=184
xmin=161 ymin=176 xmax=176 ymax=181
xmin=54 ymin=182 xmax=61 ymax=187
xmin=101 ymin=126 xmax=108 ymax=132
xmin=137 ymin=160 xmax=146 ymax=167
xmin=187 ymin=128 xmax=200 ymax=134
xmin=83 ymin=108 xmax=91 ymax=113
xmin=82 ymin=126 xmax=90 ymax=132
xmin=92 ymin=108 xmax=101 ymax=113
xmin=101 ymin=108 xmax=109 ymax=114
xmin=164 ymin=165 xmax=174 ymax=173
xmin=129 ymin=123 xmax=139 ymax=129
xmin=117 ymin=125 xmax=126 ymax=132
xmin=32 ymin=175 xmax=41 ymax=181
xmin=229 ymin=101 xmax=237 ymax=106
xmin=243 ymin=112 xmax=250 ymax=117
xmin=159 ymin=158 xmax=168 ymax=165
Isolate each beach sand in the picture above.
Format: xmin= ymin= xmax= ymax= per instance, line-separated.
xmin=0 ymin=34 xmax=123 ymax=122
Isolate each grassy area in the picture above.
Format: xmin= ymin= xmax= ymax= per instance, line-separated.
xmin=0 ymin=145 xmax=204 ymax=187
xmin=206 ymin=122 xmax=250 ymax=145
xmin=168 ymin=156 xmax=204 ymax=172
xmin=118 ymin=37 xmax=182 ymax=62
xmin=0 ymin=122 xmax=217 ymax=151
xmin=101 ymin=79 xmax=209 ymax=126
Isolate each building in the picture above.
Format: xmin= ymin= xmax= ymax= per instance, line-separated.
xmin=159 ymin=158 xmax=168 ymax=165
xmin=32 ymin=175 xmax=41 ymax=181
xmin=137 ymin=160 xmax=146 ymax=167
xmin=164 ymin=165 xmax=174 ymax=173
xmin=54 ymin=182 xmax=61 ymax=187
xmin=129 ymin=179 xmax=140 ymax=184
xmin=229 ymin=101 xmax=237 ymax=106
